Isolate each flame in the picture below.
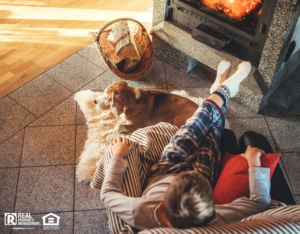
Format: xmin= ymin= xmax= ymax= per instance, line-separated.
xmin=200 ymin=0 xmax=263 ymax=25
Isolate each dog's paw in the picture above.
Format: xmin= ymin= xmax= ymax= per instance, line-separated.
xmin=114 ymin=124 xmax=127 ymax=134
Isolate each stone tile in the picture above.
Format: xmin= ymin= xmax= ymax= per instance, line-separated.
xmin=266 ymin=78 xmax=300 ymax=114
xmin=45 ymin=53 xmax=105 ymax=92
xmin=0 ymin=97 xmax=36 ymax=144
xmin=0 ymin=130 xmax=24 ymax=168
xmin=82 ymin=60 xmax=168 ymax=91
xmin=76 ymin=125 xmax=88 ymax=164
xmin=22 ymin=126 xmax=75 ymax=166
xmin=76 ymin=104 xmax=86 ymax=125
xmin=0 ymin=168 xmax=19 ymax=211
xmin=188 ymin=65 xmax=216 ymax=87
xmin=9 ymin=74 xmax=72 ymax=117
xmin=11 ymin=212 xmax=73 ymax=234
xmin=126 ymin=60 xmax=167 ymax=89
xmin=294 ymin=195 xmax=300 ymax=205
xmin=164 ymin=62 xmax=207 ymax=89
xmin=227 ymin=100 xmax=262 ymax=119
xmin=15 ymin=165 xmax=74 ymax=212
xmin=0 ymin=215 xmax=12 ymax=233
xmin=75 ymin=181 xmax=104 ymax=210
xmin=266 ymin=116 xmax=300 ymax=152
xmin=281 ymin=153 xmax=300 ymax=195
xmin=29 ymin=95 xmax=76 ymax=126
xmin=77 ymin=43 xmax=108 ymax=71
xmin=227 ymin=117 xmax=277 ymax=153
xmin=152 ymin=34 xmax=189 ymax=72
xmin=81 ymin=70 xmax=122 ymax=91
xmin=74 ymin=210 xmax=109 ymax=234
xmin=286 ymin=95 xmax=300 ymax=116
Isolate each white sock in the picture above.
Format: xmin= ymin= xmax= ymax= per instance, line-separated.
xmin=210 ymin=61 xmax=231 ymax=94
xmin=222 ymin=61 xmax=251 ymax=97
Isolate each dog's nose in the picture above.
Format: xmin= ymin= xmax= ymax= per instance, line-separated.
xmin=94 ymin=99 xmax=97 ymax=105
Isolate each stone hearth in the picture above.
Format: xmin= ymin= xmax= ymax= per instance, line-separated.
xmin=151 ymin=0 xmax=300 ymax=113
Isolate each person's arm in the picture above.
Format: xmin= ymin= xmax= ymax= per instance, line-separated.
xmin=214 ymin=146 xmax=271 ymax=224
xmin=100 ymin=136 xmax=161 ymax=230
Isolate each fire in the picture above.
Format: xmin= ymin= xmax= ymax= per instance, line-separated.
xmin=200 ymin=0 xmax=264 ymax=25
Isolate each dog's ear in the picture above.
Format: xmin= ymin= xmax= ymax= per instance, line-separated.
xmin=111 ymin=90 xmax=118 ymax=106
xmin=111 ymin=92 xmax=127 ymax=109
xmin=117 ymin=81 xmax=128 ymax=87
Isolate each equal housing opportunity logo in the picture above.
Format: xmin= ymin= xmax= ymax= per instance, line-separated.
xmin=3 ymin=212 xmax=61 ymax=231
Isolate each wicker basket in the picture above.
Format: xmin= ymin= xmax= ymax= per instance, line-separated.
xmin=91 ymin=18 xmax=154 ymax=81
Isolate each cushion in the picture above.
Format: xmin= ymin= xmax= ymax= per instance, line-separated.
xmin=138 ymin=205 xmax=300 ymax=234
xmin=213 ymin=152 xmax=281 ymax=205
xmin=92 ymin=122 xmax=179 ymax=234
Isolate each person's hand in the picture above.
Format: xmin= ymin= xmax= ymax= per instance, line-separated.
xmin=110 ymin=135 xmax=134 ymax=158
xmin=241 ymin=146 xmax=265 ymax=168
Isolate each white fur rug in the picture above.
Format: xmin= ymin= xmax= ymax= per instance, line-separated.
xmin=74 ymin=90 xmax=229 ymax=183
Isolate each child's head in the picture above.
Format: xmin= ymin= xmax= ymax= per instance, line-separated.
xmin=164 ymin=171 xmax=215 ymax=228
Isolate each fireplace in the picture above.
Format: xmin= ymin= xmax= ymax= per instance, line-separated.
xmin=151 ymin=0 xmax=300 ymax=113
xmin=169 ymin=0 xmax=277 ymax=65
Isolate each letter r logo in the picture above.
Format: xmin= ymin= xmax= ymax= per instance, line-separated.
xmin=4 ymin=213 xmax=17 ymax=225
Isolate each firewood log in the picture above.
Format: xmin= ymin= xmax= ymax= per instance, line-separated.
xmin=122 ymin=58 xmax=140 ymax=73
xmin=100 ymin=31 xmax=125 ymax=70
xmin=111 ymin=21 xmax=142 ymax=61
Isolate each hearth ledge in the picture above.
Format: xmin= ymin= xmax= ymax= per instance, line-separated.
xmin=151 ymin=21 xmax=263 ymax=113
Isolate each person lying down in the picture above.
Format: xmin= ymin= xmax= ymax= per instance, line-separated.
xmin=99 ymin=61 xmax=271 ymax=230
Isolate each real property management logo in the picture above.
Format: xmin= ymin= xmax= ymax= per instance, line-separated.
xmin=4 ymin=212 xmax=60 ymax=231
xmin=5 ymin=213 xmax=17 ymax=225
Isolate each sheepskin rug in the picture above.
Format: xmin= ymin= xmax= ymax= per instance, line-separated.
xmin=74 ymin=89 xmax=229 ymax=183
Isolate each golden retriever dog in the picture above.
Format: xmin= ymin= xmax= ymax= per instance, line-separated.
xmin=93 ymin=81 xmax=198 ymax=134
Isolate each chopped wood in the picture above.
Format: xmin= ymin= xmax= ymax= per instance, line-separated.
xmin=100 ymin=31 xmax=125 ymax=70
xmin=122 ymin=58 xmax=140 ymax=73
xmin=111 ymin=21 xmax=142 ymax=61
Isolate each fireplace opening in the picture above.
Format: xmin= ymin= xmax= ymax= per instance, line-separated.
xmin=169 ymin=0 xmax=277 ymax=65
xmin=179 ymin=0 xmax=264 ymax=36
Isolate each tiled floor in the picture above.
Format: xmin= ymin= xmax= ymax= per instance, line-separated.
xmin=1 ymin=41 xmax=300 ymax=233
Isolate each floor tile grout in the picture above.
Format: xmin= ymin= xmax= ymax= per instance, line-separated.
xmin=27 ymin=124 xmax=76 ymax=128
xmin=264 ymin=114 xmax=300 ymax=118
xmin=0 ymin=166 xmax=20 ymax=169
xmin=27 ymin=91 xmax=75 ymax=121
xmin=44 ymin=73 xmax=75 ymax=94
xmin=12 ymin=126 xmax=26 ymax=216
xmin=76 ymin=51 xmax=107 ymax=70
xmin=7 ymin=96 xmax=38 ymax=118
xmin=264 ymin=117 xmax=296 ymax=194
xmin=1 ymin=92 xmax=76 ymax=145
xmin=264 ymin=117 xmax=279 ymax=153
xmin=18 ymin=163 xmax=76 ymax=168
xmin=79 ymin=69 xmax=110 ymax=91
xmin=73 ymin=208 xmax=106 ymax=212
xmin=162 ymin=60 xmax=214 ymax=88
xmin=227 ymin=116 xmax=265 ymax=120
xmin=45 ymin=63 xmax=106 ymax=94
xmin=0 ymin=129 xmax=25 ymax=148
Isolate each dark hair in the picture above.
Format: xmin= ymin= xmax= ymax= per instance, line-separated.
xmin=164 ymin=171 xmax=215 ymax=228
